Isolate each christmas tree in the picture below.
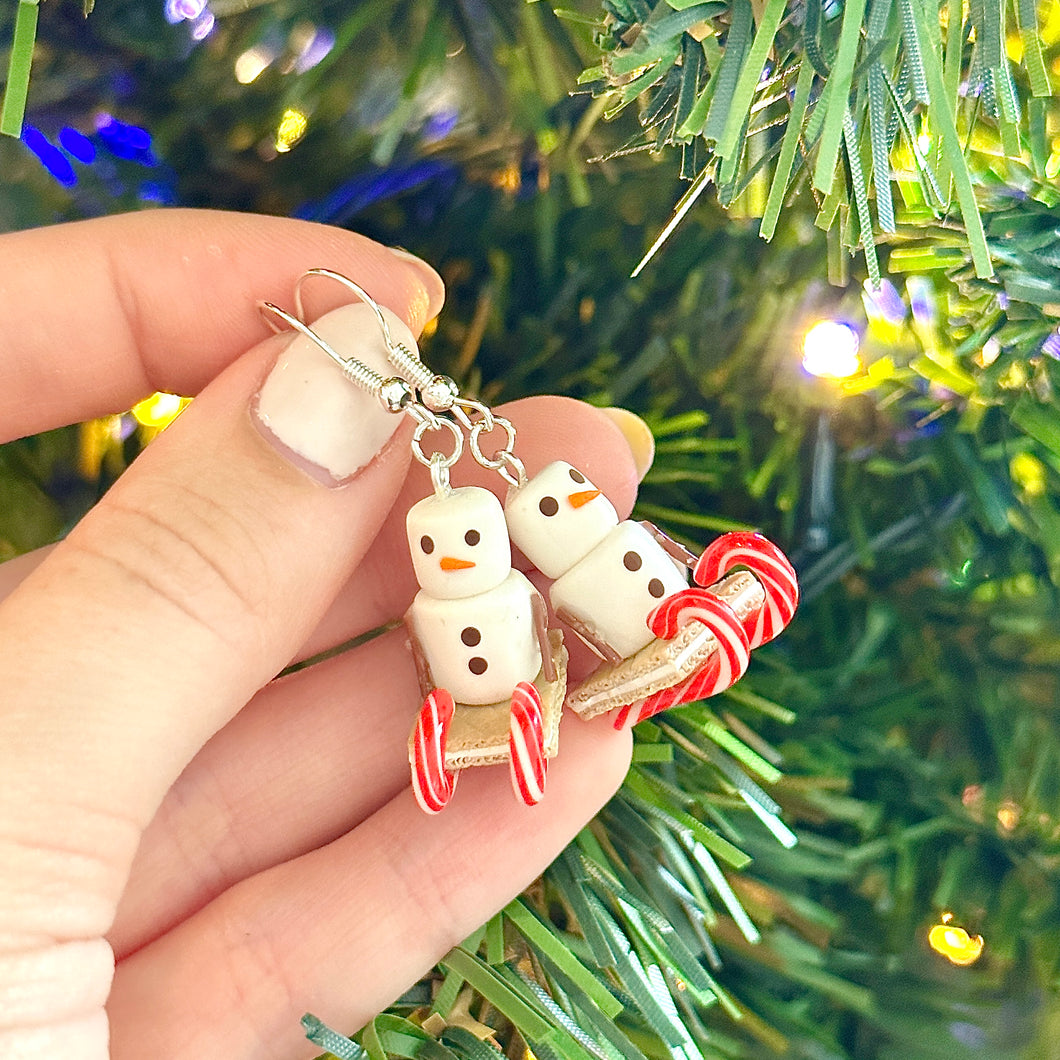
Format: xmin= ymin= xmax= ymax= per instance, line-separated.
xmin=2 ymin=1 xmax=1059 ymax=1057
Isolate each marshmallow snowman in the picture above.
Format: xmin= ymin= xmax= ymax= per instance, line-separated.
xmin=505 ymin=461 xmax=689 ymax=660
xmin=406 ymin=485 xmax=542 ymax=705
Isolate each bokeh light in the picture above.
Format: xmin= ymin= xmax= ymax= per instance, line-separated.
xmin=802 ymin=320 xmax=862 ymax=379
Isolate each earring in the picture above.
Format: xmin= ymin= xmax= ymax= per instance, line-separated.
xmin=503 ymin=461 xmax=798 ymax=729
xmin=261 ymin=276 xmax=569 ymax=815
xmin=261 ymin=273 xmax=798 ymax=809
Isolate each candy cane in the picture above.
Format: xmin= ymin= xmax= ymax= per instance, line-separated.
xmin=411 ymin=688 xmax=457 ymax=814
xmin=694 ymin=532 xmax=798 ymax=648
xmin=619 ymin=654 xmax=725 ymax=728
xmin=509 ymin=681 xmax=547 ymax=806
xmin=647 ymin=586 xmax=751 ymax=691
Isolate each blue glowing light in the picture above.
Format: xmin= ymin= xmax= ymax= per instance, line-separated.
xmin=294 ymin=28 xmax=336 ymax=73
xmin=95 ymin=113 xmax=157 ymax=165
xmin=294 ymin=158 xmax=456 ymax=225
xmin=190 ymin=11 xmax=215 ymax=38
xmin=423 ymin=108 xmax=459 ymax=142
xmin=1042 ymin=332 xmax=1060 ymax=360
xmin=21 ymin=126 xmax=78 ymax=187
xmin=59 ymin=126 xmax=97 ymax=165
xmin=862 ymin=278 xmax=906 ymax=324
xmin=138 ymin=180 xmax=177 ymax=204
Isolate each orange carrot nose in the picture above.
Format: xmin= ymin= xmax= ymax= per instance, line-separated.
xmin=568 ymin=489 xmax=601 ymax=509
xmin=440 ymin=556 xmax=476 ymax=571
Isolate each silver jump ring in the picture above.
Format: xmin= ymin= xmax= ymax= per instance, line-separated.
xmin=495 ymin=449 xmax=527 ymax=489
xmin=452 ymin=397 xmax=495 ymax=432
xmin=469 ymin=415 xmax=517 ymax=470
xmin=412 ymin=416 xmax=463 ymax=471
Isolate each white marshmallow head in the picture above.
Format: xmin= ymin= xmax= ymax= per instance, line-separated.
xmin=407 ymin=486 xmax=511 ymax=600
xmin=505 ymin=461 xmax=619 ymax=580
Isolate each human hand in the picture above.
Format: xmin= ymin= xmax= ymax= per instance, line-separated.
xmin=0 ymin=211 xmax=640 ymax=1059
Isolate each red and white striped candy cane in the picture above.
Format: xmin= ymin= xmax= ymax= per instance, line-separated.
xmin=411 ymin=688 xmax=457 ymax=814
xmin=509 ymin=681 xmax=547 ymax=806
xmin=647 ymin=586 xmax=751 ymax=691
xmin=694 ymin=531 xmax=798 ymax=649
xmin=614 ymin=589 xmax=750 ymax=728
xmin=616 ymin=654 xmax=725 ymax=729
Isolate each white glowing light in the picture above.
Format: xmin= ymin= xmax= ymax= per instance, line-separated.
xmin=235 ymin=45 xmax=274 ymax=85
xmin=802 ymin=320 xmax=862 ymax=378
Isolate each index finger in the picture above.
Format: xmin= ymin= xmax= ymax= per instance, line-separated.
xmin=0 ymin=209 xmax=444 ymax=443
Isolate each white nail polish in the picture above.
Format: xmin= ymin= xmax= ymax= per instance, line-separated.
xmin=253 ymin=302 xmax=418 ymax=486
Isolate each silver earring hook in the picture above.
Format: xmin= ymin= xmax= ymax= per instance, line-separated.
xmin=258 ymin=301 xmax=415 ymax=415
xmin=278 ymin=266 xmax=524 ymax=488
xmin=258 ymin=299 xmax=463 ymax=492
xmin=295 ymin=268 xmax=460 ymax=414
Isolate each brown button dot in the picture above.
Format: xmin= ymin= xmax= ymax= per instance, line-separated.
xmin=623 ymin=550 xmax=642 ymax=571
xmin=468 ymin=656 xmax=488 ymax=675
xmin=461 ymin=626 xmax=481 ymax=647
xmin=569 ymin=468 xmax=586 ymax=484
xmin=648 ymin=578 xmax=665 ymax=598
xmin=539 ymin=496 xmax=559 ymax=517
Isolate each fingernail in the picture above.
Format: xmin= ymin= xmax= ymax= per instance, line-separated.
xmin=599 ymin=407 xmax=655 ymax=482
xmin=253 ymin=302 xmax=416 ymax=486
xmin=388 ymin=246 xmax=444 ymax=296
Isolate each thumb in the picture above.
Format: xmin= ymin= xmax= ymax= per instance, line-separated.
xmin=0 ymin=288 xmax=437 ymax=941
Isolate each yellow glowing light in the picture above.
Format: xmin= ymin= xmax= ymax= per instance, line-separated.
xmin=997 ymin=799 xmax=1021 ymax=831
xmin=234 ymin=45 xmax=274 ymax=85
xmin=1011 ymin=452 xmax=1047 ymax=497
xmin=78 ymin=416 xmax=123 ymax=479
xmin=929 ymin=913 xmax=984 ymax=966
xmin=274 ymin=107 xmax=309 ymax=153
xmin=495 ymin=162 xmax=521 ymax=193
xmin=802 ymin=320 xmax=862 ymax=378
xmin=131 ymin=392 xmax=189 ymax=429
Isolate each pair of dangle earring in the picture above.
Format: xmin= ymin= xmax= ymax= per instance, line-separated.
xmin=262 ymin=271 xmax=799 ymax=816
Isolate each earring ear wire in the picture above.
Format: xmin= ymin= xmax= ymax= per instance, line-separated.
xmin=271 ymin=267 xmax=526 ymax=488
xmin=295 ymin=268 xmax=460 ymax=414
xmin=258 ymin=298 xmax=463 ymax=494
xmin=257 ymin=301 xmax=415 ymax=415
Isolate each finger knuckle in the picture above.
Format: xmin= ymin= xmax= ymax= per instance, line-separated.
xmin=69 ymin=482 xmax=271 ymax=652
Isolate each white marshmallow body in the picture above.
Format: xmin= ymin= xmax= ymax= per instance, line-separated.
xmin=408 ymin=570 xmax=542 ymax=704
xmin=407 ymin=485 xmax=542 ymax=704
xmin=504 ymin=461 xmax=618 ymax=579
xmin=550 ymin=520 xmax=688 ymax=658
xmin=407 ymin=486 xmax=512 ymax=600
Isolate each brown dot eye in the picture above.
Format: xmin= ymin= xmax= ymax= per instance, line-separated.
xmin=648 ymin=578 xmax=665 ymax=598
xmin=465 ymin=529 xmax=480 ymax=546
xmin=539 ymin=496 xmax=559 ymax=517
xmin=623 ymin=551 xmax=642 ymax=571
xmin=420 ymin=535 xmax=434 ymax=554
xmin=461 ymin=626 xmax=481 ymax=646
xmin=569 ymin=468 xmax=586 ymax=484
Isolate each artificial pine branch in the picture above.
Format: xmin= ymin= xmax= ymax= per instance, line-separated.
xmin=575 ymin=0 xmax=1057 ymax=279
